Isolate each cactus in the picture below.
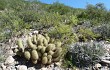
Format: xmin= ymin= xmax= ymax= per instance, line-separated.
xmin=48 ymin=51 xmax=54 ymax=55
xmin=31 ymin=50 xmax=39 ymax=60
xmin=17 ymin=38 xmax=24 ymax=52
xmin=37 ymin=45 xmax=43 ymax=50
xmin=49 ymin=38 xmax=55 ymax=43
xmin=27 ymin=37 xmax=37 ymax=49
xmin=24 ymin=51 xmax=31 ymax=60
xmin=43 ymin=53 xmax=47 ymax=57
xmin=44 ymin=34 xmax=50 ymax=43
xmin=46 ymin=44 xmax=56 ymax=52
xmin=53 ymin=48 xmax=62 ymax=58
xmin=53 ymin=56 xmax=60 ymax=62
xmin=47 ymin=55 xmax=52 ymax=59
xmin=55 ymin=40 xmax=62 ymax=47
xmin=42 ymin=57 xmax=48 ymax=64
xmin=38 ymin=51 xmax=42 ymax=57
xmin=32 ymin=60 xmax=37 ymax=64
xmin=47 ymin=59 xmax=52 ymax=64
xmin=41 ymin=47 xmax=46 ymax=54
xmin=32 ymin=35 xmax=37 ymax=45
xmin=46 ymin=45 xmax=52 ymax=52
xmin=43 ymin=38 xmax=48 ymax=47
xmin=15 ymin=31 xmax=62 ymax=65
xmin=50 ymin=44 xmax=56 ymax=51
xmin=37 ymin=34 xmax=44 ymax=45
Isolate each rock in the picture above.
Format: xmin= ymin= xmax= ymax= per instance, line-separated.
xmin=7 ymin=50 xmax=14 ymax=55
xmin=54 ymin=67 xmax=62 ymax=70
xmin=95 ymin=63 xmax=101 ymax=69
xmin=41 ymin=67 xmax=47 ymax=70
xmin=101 ymin=60 xmax=110 ymax=64
xmin=1 ymin=63 xmax=6 ymax=70
xmin=5 ymin=56 xmax=14 ymax=65
xmin=33 ymin=30 xmax=38 ymax=34
xmin=28 ymin=67 xmax=35 ymax=70
xmin=17 ymin=65 xmax=27 ymax=70
xmin=6 ymin=66 xmax=12 ymax=70
xmin=55 ymin=62 xmax=61 ymax=67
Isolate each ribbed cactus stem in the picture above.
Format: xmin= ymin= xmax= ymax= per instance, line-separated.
xmin=27 ymin=37 xmax=37 ymax=49
xmin=33 ymin=35 xmax=37 ymax=45
xmin=24 ymin=51 xmax=31 ymax=60
xmin=31 ymin=50 xmax=39 ymax=60
xmin=53 ymin=48 xmax=62 ymax=58
xmin=42 ymin=57 xmax=48 ymax=64
xmin=17 ymin=38 xmax=24 ymax=52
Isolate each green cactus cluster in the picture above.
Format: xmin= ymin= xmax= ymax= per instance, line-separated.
xmin=14 ymin=33 xmax=62 ymax=65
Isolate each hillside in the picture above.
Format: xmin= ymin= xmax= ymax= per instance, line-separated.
xmin=0 ymin=0 xmax=110 ymax=70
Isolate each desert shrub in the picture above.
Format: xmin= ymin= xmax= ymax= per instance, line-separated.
xmin=93 ymin=24 xmax=110 ymax=41
xmin=77 ymin=27 xmax=99 ymax=42
xmin=65 ymin=42 xmax=105 ymax=67
xmin=48 ymin=24 xmax=78 ymax=44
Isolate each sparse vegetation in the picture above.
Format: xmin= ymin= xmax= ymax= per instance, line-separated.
xmin=0 ymin=0 xmax=110 ymax=69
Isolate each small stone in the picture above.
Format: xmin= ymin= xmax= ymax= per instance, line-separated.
xmin=28 ymin=67 xmax=35 ymax=70
xmin=41 ymin=67 xmax=47 ymax=70
xmin=7 ymin=50 xmax=13 ymax=55
xmin=6 ymin=66 xmax=12 ymax=70
xmin=5 ymin=56 xmax=15 ymax=65
xmin=1 ymin=63 xmax=6 ymax=70
xmin=55 ymin=62 xmax=61 ymax=67
xmin=17 ymin=65 xmax=27 ymax=70
xmin=95 ymin=63 xmax=101 ymax=69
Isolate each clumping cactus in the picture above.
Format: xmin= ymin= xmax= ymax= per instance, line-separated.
xmin=15 ymin=32 xmax=62 ymax=65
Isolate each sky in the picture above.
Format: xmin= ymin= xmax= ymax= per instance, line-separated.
xmin=39 ymin=0 xmax=110 ymax=10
